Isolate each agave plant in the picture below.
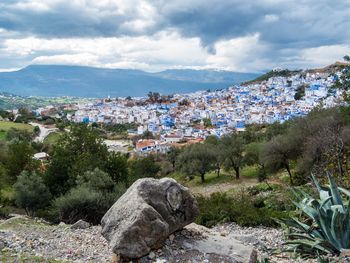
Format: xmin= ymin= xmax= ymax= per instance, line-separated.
xmin=281 ymin=172 xmax=350 ymax=257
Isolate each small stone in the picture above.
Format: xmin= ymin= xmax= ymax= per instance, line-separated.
xmin=169 ymin=234 xmax=175 ymax=242
xmin=0 ymin=240 xmax=5 ymax=249
xmin=149 ymin=251 xmax=156 ymax=259
xmin=71 ymin=219 xmax=90 ymax=229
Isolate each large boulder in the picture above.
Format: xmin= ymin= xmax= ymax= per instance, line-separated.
xmin=101 ymin=177 xmax=199 ymax=259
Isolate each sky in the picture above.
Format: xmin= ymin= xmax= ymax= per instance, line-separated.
xmin=0 ymin=0 xmax=350 ymax=73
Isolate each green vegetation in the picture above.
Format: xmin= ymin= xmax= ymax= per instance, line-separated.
xmin=196 ymin=190 xmax=289 ymax=228
xmin=0 ymin=121 xmax=33 ymax=132
xmin=243 ymin=69 xmax=302 ymax=85
xmin=14 ymin=171 xmax=51 ymax=216
xmin=281 ymin=173 xmax=350 ymax=257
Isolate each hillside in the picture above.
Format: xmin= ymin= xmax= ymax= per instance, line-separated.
xmin=0 ymin=65 xmax=260 ymax=98
xmin=243 ymin=61 xmax=350 ymax=86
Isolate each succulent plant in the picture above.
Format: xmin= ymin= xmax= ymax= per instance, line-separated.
xmin=281 ymin=172 xmax=350 ymax=257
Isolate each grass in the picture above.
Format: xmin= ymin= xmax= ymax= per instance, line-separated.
xmin=0 ymin=121 xmax=33 ymax=132
xmin=241 ymin=165 xmax=260 ymax=177
xmin=0 ymin=131 xmax=5 ymax=141
xmin=43 ymin=132 xmax=62 ymax=145
xmin=0 ymin=121 xmax=34 ymax=141
xmin=171 ymin=165 xmax=261 ymax=188
xmin=0 ymin=217 xmax=49 ymax=231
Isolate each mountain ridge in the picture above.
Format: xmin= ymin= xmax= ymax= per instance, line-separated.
xmin=0 ymin=65 xmax=260 ymax=98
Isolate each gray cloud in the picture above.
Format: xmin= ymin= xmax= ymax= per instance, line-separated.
xmin=0 ymin=0 xmax=349 ymax=71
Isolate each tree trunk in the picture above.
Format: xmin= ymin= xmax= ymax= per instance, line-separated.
xmin=200 ymin=173 xmax=205 ymax=183
xmin=217 ymin=165 xmax=220 ymax=177
xmin=285 ymin=162 xmax=293 ymax=185
xmin=234 ymin=166 xmax=240 ymax=180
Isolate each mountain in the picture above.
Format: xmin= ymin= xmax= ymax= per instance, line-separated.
xmin=0 ymin=65 xmax=260 ymax=98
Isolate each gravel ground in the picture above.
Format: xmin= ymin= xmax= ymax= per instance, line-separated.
xmin=0 ymin=216 xmax=344 ymax=263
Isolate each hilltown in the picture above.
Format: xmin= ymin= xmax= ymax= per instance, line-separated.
xmin=35 ymin=69 xmax=344 ymax=155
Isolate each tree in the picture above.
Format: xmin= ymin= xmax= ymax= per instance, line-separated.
xmin=128 ymin=156 xmax=160 ymax=182
xmin=104 ymin=152 xmax=128 ymax=184
xmin=261 ymin=135 xmax=299 ymax=185
xmin=45 ymin=124 xmax=111 ymax=196
xmin=5 ymin=141 xmax=38 ymax=183
xmin=220 ymin=133 xmax=245 ymax=179
xmin=166 ymin=146 xmax=181 ymax=170
xmin=147 ymin=91 xmax=161 ymax=103
xmin=76 ymin=168 xmax=115 ymax=192
xmin=203 ymin=118 xmax=212 ymax=128
xmin=245 ymin=142 xmax=269 ymax=184
xmin=177 ymin=143 xmax=216 ymax=183
xmin=204 ymin=136 xmax=223 ymax=177
xmin=141 ymin=130 xmax=155 ymax=139
xmin=6 ymin=128 xmax=33 ymax=142
xmin=14 ymin=171 xmax=51 ymax=216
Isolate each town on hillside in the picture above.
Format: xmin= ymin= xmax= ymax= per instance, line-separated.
xmin=26 ymin=66 xmax=346 ymax=155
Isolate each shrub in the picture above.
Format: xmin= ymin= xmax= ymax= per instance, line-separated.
xmin=54 ymin=167 xmax=127 ymax=224
xmin=76 ymin=168 xmax=115 ymax=192
xmin=196 ymin=191 xmax=288 ymax=228
xmin=54 ymin=183 xmax=126 ymax=225
xmin=13 ymin=171 xmax=52 ymax=216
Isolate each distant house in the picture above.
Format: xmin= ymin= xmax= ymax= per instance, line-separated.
xmin=33 ymin=152 xmax=49 ymax=161
xmin=164 ymin=134 xmax=183 ymax=143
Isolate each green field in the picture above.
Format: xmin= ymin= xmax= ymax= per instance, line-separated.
xmin=0 ymin=121 xmax=34 ymax=132
xmin=43 ymin=132 xmax=63 ymax=145
xmin=0 ymin=121 xmax=34 ymax=141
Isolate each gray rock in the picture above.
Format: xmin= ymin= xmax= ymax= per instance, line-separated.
xmin=71 ymin=219 xmax=90 ymax=229
xmin=101 ymin=178 xmax=199 ymax=259
xmin=180 ymin=224 xmax=258 ymax=263
xmin=0 ymin=240 xmax=5 ymax=249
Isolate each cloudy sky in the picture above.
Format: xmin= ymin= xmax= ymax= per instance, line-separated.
xmin=0 ymin=0 xmax=350 ymax=72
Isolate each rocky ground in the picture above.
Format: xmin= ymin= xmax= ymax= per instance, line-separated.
xmin=0 ymin=215 xmax=344 ymax=263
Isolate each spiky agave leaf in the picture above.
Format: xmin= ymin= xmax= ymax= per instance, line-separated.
xmin=282 ymin=173 xmax=350 ymax=258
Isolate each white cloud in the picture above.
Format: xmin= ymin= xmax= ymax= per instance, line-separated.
xmin=206 ymin=33 xmax=271 ymax=72
xmin=1 ymin=30 xmax=211 ymax=72
xmin=299 ymin=45 xmax=350 ymax=68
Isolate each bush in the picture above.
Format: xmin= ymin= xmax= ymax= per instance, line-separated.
xmin=53 ymin=167 xmax=127 ymax=224
xmin=0 ymin=187 xmax=16 ymax=206
xmin=196 ymin=191 xmax=289 ymax=228
xmin=54 ymin=185 xmax=125 ymax=225
xmin=13 ymin=171 xmax=52 ymax=216
xmin=0 ymin=206 xmax=9 ymax=219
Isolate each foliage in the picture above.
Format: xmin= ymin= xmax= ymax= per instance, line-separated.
xmin=45 ymin=124 xmax=111 ymax=196
xmin=196 ymin=191 xmax=288 ymax=228
xmin=104 ymin=152 xmax=129 ymax=183
xmin=5 ymin=141 xmax=38 ymax=184
xmin=6 ymin=127 xmax=34 ymax=141
xmin=281 ymin=173 xmax=350 ymax=257
xmin=262 ymin=134 xmax=300 ymax=185
xmin=202 ymin=118 xmax=212 ymax=127
xmin=177 ymin=143 xmax=216 ymax=183
xmin=103 ymin=123 xmax=137 ymax=134
xmin=243 ymin=69 xmax=302 ymax=85
xmin=166 ymin=146 xmax=181 ymax=170
xmin=128 ymin=155 xmax=160 ymax=182
xmin=54 ymin=167 xmax=126 ymax=224
xmin=220 ymin=133 xmax=245 ymax=179
xmin=13 ymin=171 xmax=51 ymax=216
